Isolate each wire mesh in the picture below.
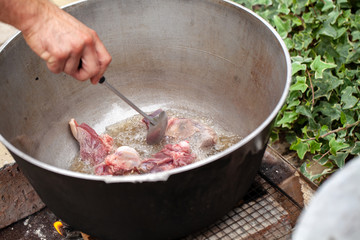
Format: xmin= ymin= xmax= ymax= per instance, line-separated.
xmin=184 ymin=173 xmax=302 ymax=240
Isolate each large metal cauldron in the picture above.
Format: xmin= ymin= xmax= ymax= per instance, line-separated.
xmin=0 ymin=0 xmax=290 ymax=239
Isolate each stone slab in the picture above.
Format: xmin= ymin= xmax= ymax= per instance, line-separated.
xmin=1 ymin=141 xmax=45 ymax=229
xmin=0 ymin=160 xmax=45 ymax=229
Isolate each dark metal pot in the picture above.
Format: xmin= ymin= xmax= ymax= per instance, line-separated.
xmin=0 ymin=0 xmax=290 ymax=239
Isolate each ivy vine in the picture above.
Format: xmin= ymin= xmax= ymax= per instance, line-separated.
xmin=233 ymin=0 xmax=360 ymax=183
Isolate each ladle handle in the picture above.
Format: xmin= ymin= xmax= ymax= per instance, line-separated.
xmin=99 ymin=77 xmax=156 ymax=125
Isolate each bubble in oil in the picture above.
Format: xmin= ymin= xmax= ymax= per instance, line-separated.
xmin=69 ymin=155 xmax=94 ymax=174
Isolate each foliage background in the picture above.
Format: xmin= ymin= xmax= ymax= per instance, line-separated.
xmin=233 ymin=0 xmax=360 ymax=184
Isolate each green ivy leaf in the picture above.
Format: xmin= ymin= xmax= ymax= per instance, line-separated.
xmin=329 ymin=152 xmax=348 ymax=168
xmin=293 ymin=32 xmax=313 ymax=51
xmin=313 ymin=72 xmax=343 ymax=100
xmin=315 ymin=154 xmax=330 ymax=166
xmin=302 ymin=12 xmax=314 ymax=24
xmin=352 ymin=31 xmax=360 ymax=41
xmin=277 ymin=3 xmax=290 ymax=14
xmin=276 ymin=111 xmax=299 ymax=128
xmin=335 ymin=27 xmax=347 ymax=40
xmin=310 ymin=56 xmax=337 ymax=79
xmin=315 ymin=102 xmax=342 ymax=121
xmin=290 ymin=76 xmax=308 ymax=92
xmin=341 ymin=86 xmax=359 ymax=109
xmin=329 ymin=137 xmax=350 ymax=155
xmin=300 ymin=161 xmax=333 ymax=182
xmin=292 ymin=62 xmax=307 ymax=75
xmin=273 ymin=15 xmax=291 ymax=39
xmin=300 ymin=162 xmax=311 ymax=179
xmin=321 ymin=0 xmax=335 ymax=11
xmin=296 ymin=105 xmax=313 ymax=118
xmin=286 ymin=91 xmax=302 ymax=108
xmin=340 ymin=111 xmax=347 ymax=125
xmin=289 ymin=15 xmax=303 ymax=26
xmin=287 ymin=99 xmax=301 ymax=109
xmin=351 ymin=142 xmax=360 ymax=155
xmin=337 ymin=0 xmax=350 ymax=8
xmin=346 ymin=47 xmax=360 ymax=64
xmin=284 ymin=38 xmax=295 ymax=49
xmin=318 ymin=23 xmax=337 ymax=38
xmin=338 ymin=13 xmax=350 ymax=28
xmin=335 ymin=38 xmax=353 ymax=64
xmin=291 ymin=0 xmax=308 ymax=15
xmin=327 ymin=8 xmax=341 ymax=25
xmin=341 ymin=110 xmax=356 ymax=125
xmin=290 ymin=138 xmax=309 ymax=159
xmin=309 ymin=140 xmax=322 ymax=154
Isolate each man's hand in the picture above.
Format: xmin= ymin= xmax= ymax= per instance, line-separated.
xmin=0 ymin=0 xmax=111 ymax=84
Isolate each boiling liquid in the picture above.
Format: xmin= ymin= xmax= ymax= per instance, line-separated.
xmin=70 ymin=110 xmax=242 ymax=174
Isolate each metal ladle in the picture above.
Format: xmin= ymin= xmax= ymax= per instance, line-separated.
xmin=99 ymin=77 xmax=168 ymax=145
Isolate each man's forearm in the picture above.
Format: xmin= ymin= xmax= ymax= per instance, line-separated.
xmin=0 ymin=0 xmax=54 ymax=32
xmin=0 ymin=0 xmax=112 ymax=83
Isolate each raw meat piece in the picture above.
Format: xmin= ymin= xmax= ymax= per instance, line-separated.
xmin=70 ymin=118 xmax=199 ymax=176
xmin=165 ymin=118 xmax=218 ymax=148
xmin=166 ymin=118 xmax=199 ymax=139
xmin=95 ymin=141 xmax=196 ymax=175
xmin=140 ymin=141 xmax=196 ymax=173
xmin=69 ymin=119 xmax=113 ymax=165
xmin=95 ymin=146 xmax=141 ymax=175
xmin=142 ymin=110 xmax=217 ymax=148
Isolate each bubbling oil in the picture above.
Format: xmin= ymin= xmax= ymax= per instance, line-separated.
xmin=69 ymin=109 xmax=242 ymax=174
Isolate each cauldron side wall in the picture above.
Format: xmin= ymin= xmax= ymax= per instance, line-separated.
xmin=10 ymin=127 xmax=268 ymax=240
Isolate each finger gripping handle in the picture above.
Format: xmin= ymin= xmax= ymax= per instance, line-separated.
xmin=99 ymin=76 xmax=106 ymax=84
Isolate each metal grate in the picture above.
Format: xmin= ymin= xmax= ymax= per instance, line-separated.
xmin=184 ymin=174 xmax=302 ymax=240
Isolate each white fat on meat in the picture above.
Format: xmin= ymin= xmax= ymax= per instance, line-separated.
xmin=106 ymin=146 xmax=141 ymax=170
xmin=95 ymin=146 xmax=141 ymax=175
xmin=69 ymin=118 xmax=79 ymax=141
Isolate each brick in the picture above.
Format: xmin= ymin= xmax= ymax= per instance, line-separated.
xmin=0 ymin=143 xmax=44 ymax=229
